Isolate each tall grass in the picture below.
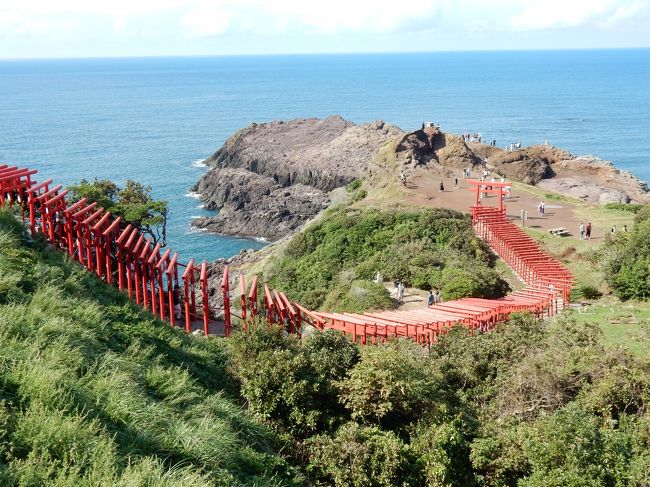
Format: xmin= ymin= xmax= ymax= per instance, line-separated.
xmin=0 ymin=210 xmax=301 ymax=486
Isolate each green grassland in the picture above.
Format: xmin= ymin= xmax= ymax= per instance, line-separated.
xmin=0 ymin=209 xmax=301 ymax=486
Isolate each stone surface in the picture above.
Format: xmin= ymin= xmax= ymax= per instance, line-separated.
xmin=193 ymin=116 xmax=402 ymax=240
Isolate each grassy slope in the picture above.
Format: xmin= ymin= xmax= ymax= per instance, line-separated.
xmin=0 ymin=210 xmax=300 ymax=486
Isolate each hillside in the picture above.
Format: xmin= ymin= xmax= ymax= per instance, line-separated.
xmin=0 ymin=210 xmax=301 ymax=486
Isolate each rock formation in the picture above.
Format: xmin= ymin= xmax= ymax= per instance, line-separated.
xmin=192 ymin=116 xmax=402 ymax=241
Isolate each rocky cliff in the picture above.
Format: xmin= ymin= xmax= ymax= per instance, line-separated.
xmin=192 ymin=116 xmax=403 ymax=241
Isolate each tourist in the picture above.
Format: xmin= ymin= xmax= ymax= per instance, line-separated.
xmin=400 ymin=171 xmax=406 ymax=186
xmin=433 ymin=288 xmax=441 ymax=304
xmin=454 ymin=177 xmax=458 ymax=189
xmin=538 ymin=201 xmax=544 ymax=216
xmin=579 ymin=222 xmax=585 ymax=240
xmin=611 ymin=225 xmax=617 ymax=235
xmin=397 ymin=281 xmax=405 ymax=303
xmin=541 ymin=201 xmax=545 ymax=215
xmin=439 ymin=181 xmax=445 ymax=192
xmin=427 ymin=290 xmax=434 ymax=307
xmin=624 ymin=224 xmax=628 ymax=232
xmin=586 ymin=222 xmax=592 ymax=239
xmin=173 ymin=284 xmax=182 ymax=322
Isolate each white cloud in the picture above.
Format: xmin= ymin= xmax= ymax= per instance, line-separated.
xmin=509 ymin=0 xmax=648 ymax=30
xmin=180 ymin=2 xmax=233 ymax=37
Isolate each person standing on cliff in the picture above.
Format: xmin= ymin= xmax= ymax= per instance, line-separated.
xmin=586 ymin=222 xmax=592 ymax=239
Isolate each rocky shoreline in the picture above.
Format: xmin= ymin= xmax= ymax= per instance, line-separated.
xmin=192 ymin=116 xmax=650 ymax=242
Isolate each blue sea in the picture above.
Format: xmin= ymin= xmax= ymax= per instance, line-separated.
xmin=1 ymin=49 xmax=649 ymax=261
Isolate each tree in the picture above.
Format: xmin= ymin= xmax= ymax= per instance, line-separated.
xmin=69 ymin=178 xmax=168 ymax=246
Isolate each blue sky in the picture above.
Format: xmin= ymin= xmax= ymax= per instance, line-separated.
xmin=0 ymin=0 xmax=649 ymax=58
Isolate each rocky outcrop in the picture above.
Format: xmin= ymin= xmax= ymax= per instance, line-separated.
xmin=192 ymin=168 xmax=328 ymax=241
xmin=396 ymin=127 xmax=481 ymax=169
xmin=193 ymin=116 xmax=402 ymax=241
xmin=483 ymin=145 xmax=649 ymax=203
xmin=485 ymin=145 xmax=561 ymax=185
xmin=536 ymin=155 xmax=650 ymax=204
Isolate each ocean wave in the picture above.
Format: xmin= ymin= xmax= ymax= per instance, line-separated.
xmin=185 ymin=226 xmax=209 ymax=235
xmin=184 ymin=191 xmax=202 ymax=199
xmin=196 ymin=203 xmax=205 ymax=209
xmin=192 ymin=159 xmax=208 ymax=168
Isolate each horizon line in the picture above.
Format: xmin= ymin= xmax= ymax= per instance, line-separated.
xmin=1 ymin=45 xmax=649 ymax=62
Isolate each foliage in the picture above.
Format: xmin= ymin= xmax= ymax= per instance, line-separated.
xmin=578 ymin=284 xmax=603 ymax=300
xmin=270 ymin=207 xmax=508 ymax=310
xmin=604 ymin=202 xmax=644 ymax=213
xmin=69 ymin=178 xmax=168 ymax=245
xmin=227 ymin=323 xmax=359 ymax=438
xmin=0 ymin=210 xmax=300 ymax=486
xmin=307 ymin=422 xmax=417 ymax=487
xmin=336 ymin=340 xmax=440 ymax=430
xmin=600 ymin=208 xmax=650 ymax=299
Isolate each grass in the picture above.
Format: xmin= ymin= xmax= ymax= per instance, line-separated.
xmin=566 ymin=298 xmax=650 ymax=357
xmin=0 ymin=209 xmax=301 ymax=486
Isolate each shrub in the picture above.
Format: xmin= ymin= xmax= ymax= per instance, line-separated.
xmin=269 ymin=207 xmax=508 ymax=311
xmin=337 ymin=340 xmax=440 ymax=430
xmin=346 ymin=179 xmax=363 ymax=193
xmin=307 ymin=422 xmax=417 ymax=487
xmin=604 ymin=202 xmax=644 ymax=213
xmin=577 ymin=284 xmax=603 ymax=300
xmin=227 ymin=322 xmax=359 ymax=437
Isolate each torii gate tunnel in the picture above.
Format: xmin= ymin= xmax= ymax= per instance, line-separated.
xmin=0 ymin=165 xmax=572 ymax=345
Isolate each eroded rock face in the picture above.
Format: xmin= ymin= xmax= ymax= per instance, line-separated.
xmin=486 ymin=145 xmax=560 ymax=185
xmin=395 ymin=127 xmax=481 ymax=169
xmin=193 ymin=116 xmax=403 ymax=241
xmin=192 ymin=168 xmax=329 ymax=241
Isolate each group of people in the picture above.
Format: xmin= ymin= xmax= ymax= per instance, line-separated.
xmin=505 ymin=141 xmax=522 ymax=151
xmin=463 ymin=133 xmax=482 ymax=143
xmin=427 ymin=289 xmax=442 ymax=307
xmin=578 ymin=222 xmax=593 ymax=240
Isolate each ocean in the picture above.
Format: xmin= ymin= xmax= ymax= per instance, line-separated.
xmin=1 ymin=49 xmax=649 ymax=261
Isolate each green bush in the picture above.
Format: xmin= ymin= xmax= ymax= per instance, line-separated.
xmin=307 ymin=422 xmax=417 ymax=487
xmin=227 ymin=322 xmax=359 ymax=438
xmin=577 ymin=284 xmax=603 ymax=300
xmin=269 ymin=207 xmax=507 ymax=311
xmin=337 ymin=340 xmax=440 ymax=430
xmin=601 ymin=215 xmax=650 ymax=300
xmin=346 ymin=179 xmax=363 ymax=193
xmin=604 ymin=202 xmax=644 ymax=213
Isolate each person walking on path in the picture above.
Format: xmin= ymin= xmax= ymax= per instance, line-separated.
xmin=454 ymin=177 xmax=458 ymax=189
xmin=538 ymin=201 xmax=544 ymax=216
xmin=579 ymin=222 xmax=585 ymax=240
xmin=439 ymin=181 xmax=445 ymax=192
xmin=433 ymin=288 xmax=441 ymax=304
xmin=397 ymin=281 xmax=405 ymax=303
xmin=427 ymin=290 xmax=435 ymax=308
xmin=586 ymin=222 xmax=592 ymax=239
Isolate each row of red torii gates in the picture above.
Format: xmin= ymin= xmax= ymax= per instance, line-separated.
xmin=0 ymin=165 xmax=573 ymax=345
